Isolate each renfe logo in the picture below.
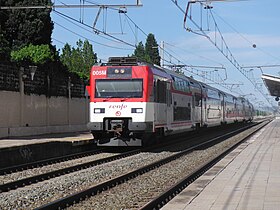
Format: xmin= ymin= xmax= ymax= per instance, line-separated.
xmin=109 ymin=104 xmax=127 ymax=110
xmin=92 ymin=70 xmax=106 ymax=76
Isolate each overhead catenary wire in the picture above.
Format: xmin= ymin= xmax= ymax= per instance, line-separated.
xmin=53 ymin=21 xmax=133 ymax=51
xmin=0 ymin=0 xmax=252 ymax=97
xmin=170 ymin=0 xmax=275 ymax=108
xmin=0 ymin=0 xmax=136 ymax=50
xmin=212 ymin=10 xmax=280 ymax=64
xmin=52 ymin=10 xmax=136 ymax=48
xmin=53 ymin=1 xmax=150 ymax=49
xmin=53 ymin=10 xmax=124 ymax=45
xmin=164 ymin=41 xmax=225 ymax=67
xmin=83 ymin=1 xmax=234 ymax=90
xmin=52 ymin=37 xmax=65 ymax=45
xmin=157 ymin=46 xmax=240 ymax=94
xmin=84 ymin=0 xmax=149 ymax=43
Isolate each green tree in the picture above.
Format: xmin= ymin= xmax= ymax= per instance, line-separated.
xmin=132 ymin=33 xmax=161 ymax=65
xmin=0 ymin=33 xmax=10 ymax=61
xmin=0 ymin=0 xmax=53 ymax=61
xmin=60 ymin=39 xmax=97 ymax=80
xmin=60 ymin=43 xmax=72 ymax=68
xmin=133 ymin=41 xmax=150 ymax=62
xmin=10 ymin=44 xmax=54 ymax=65
xmin=145 ymin=33 xmax=160 ymax=66
xmin=0 ymin=4 xmax=10 ymax=61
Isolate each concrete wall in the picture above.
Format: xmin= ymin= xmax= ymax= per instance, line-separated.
xmin=0 ymin=90 xmax=89 ymax=138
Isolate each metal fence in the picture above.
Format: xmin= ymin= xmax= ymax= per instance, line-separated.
xmin=0 ymin=63 xmax=20 ymax=92
xmin=0 ymin=62 xmax=86 ymax=98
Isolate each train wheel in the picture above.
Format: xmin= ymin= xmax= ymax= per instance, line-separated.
xmin=142 ymin=129 xmax=163 ymax=146
xmin=195 ymin=123 xmax=201 ymax=131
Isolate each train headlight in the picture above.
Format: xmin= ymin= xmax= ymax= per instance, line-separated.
xmin=94 ymin=108 xmax=105 ymax=113
xmin=131 ymin=108 xmax=143 ymax=113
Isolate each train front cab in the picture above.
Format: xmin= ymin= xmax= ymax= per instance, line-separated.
xmin=87 ymin=61 xmax=156 ymax=146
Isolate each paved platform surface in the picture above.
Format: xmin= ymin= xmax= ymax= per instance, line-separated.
xmin=0 ymin=132 xmax=93 ymax=149
xmin=162 ymin=119 xmax=280 ymax=210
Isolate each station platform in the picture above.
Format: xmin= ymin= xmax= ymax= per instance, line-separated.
xmin=0 ymin=131 xmax=93 ymax=149
xmin=162 ymin=118 xmax=280 ymax=210
xmin=0 ymin=132 xmax=94 ymax=169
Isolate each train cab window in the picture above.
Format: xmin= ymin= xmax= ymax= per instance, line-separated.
xmin=95 ymin=79 xmax=143 ymax=98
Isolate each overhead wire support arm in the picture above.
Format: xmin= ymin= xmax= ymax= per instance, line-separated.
xmin=93 ymin=6 xmax=103 ymax=29
xmin=0 ymin=3 xmax=143 ymax=10
xmin=158 ymin=41 xmax=229 ymax=87
xmin=53 ymin=10 xmax=136 ymax=48
xmin=242 ymin=65 xmax=280 ymax=69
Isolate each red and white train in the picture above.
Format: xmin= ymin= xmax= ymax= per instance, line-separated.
xmin=86 ymin=57 xmax=254 ymax=146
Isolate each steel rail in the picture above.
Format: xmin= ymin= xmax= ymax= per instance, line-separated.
xmin=140 ymin=120 xmax=271 ymax=210
xmin=0 ymin=148 xmax=141 ymax=193
xmin=0 ymin=148 xmax=103 ymax=175
xmin=0 ymin=124 xmax=221 ymax=191
xmin=35 ymin=121 xmax=263 ymax=210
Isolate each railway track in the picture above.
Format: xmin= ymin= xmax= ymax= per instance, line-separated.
xmin=69 ymin=120 xmax=269 ymax=210
xmin=0 ymin=121 xmax=268 ymax=209
xmin=0 ymin=149 xmax=141 ymax=193
xmin=141 ymin=120 xmax=270 ymax=210
xmin=0 ymin=147 xmax=104 ymax=175
xmin=0 ymin=122 xmax=242 ymax=192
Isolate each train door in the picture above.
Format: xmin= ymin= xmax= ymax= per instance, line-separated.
xmin=192 ymin=93 xmax=202 ymax=127
xmin=233 ymin=97 xmax=237 ymax=122
xmin=201 ymin=86 xmax=208 ymax=126
xmin=195 ymin=93 xmax=202 ymax=126
xmin=200 ymin=85 xmax=206 ymax=127
xmin=221 ymin=93 xmax=225 ymax=123
xmin=154 ymin=79 xmax=167 ymax=125
xmin=166 ymin=82 xmax=172 ymax=131
xmin=242 ymin=99 xmax=246 ymax=120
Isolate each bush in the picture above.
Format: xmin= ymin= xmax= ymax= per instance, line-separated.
xmin=11 ymin=44 xmax=54 ymax=65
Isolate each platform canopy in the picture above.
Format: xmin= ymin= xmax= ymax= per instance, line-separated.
xmin=262 ymin=74 xmax=280 ymax=98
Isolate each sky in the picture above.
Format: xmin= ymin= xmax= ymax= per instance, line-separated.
xmin=50 ymin=0 xmax=280 ymax=110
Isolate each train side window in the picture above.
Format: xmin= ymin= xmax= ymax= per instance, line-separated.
xmin=172 ymin=77 xmax=190 ymax=94
xmin=174 ymin=106 xmax=191 ymax=121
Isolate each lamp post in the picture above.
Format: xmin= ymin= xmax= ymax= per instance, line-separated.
xmin=19 ymin=67 xmax=25 ymax=126
xmin=29 ymin=65 xmax=37 ymax=81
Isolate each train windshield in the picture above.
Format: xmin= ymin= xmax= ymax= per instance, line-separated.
xmin=95 ymin=79 xmax=143 ymax=98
